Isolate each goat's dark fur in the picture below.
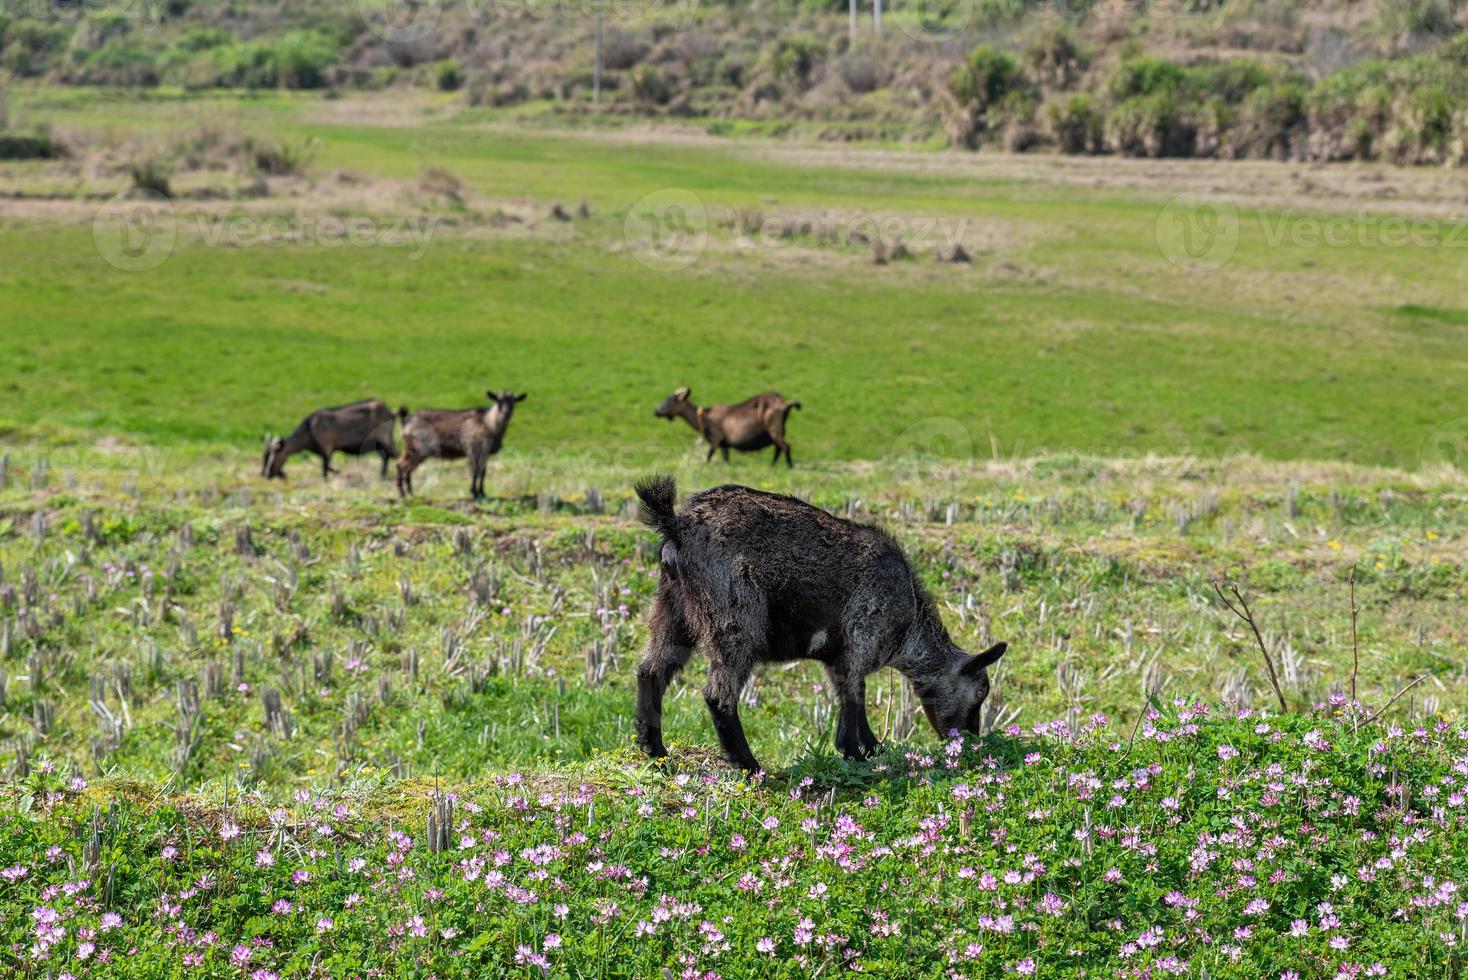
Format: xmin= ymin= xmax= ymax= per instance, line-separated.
xmin=396 ymin=390 xmax=526 ymax=500
xmin=261 ymin=398 xmax=403 ymax=481
xmin=633 ymin=476 xmax=1007 ymax=772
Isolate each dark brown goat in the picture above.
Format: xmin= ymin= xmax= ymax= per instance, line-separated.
xmin=633 ymin=476 xmax=1008 ymax=772
xmin=261 ymin=398 xmax=403 ymax=480
xmin=396 ymin=391 xmax=526 ymax=500
xmin=654 ymin=387 xmax=801 ymax=467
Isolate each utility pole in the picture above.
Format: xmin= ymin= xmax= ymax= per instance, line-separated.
xmin=593 ymin=6 xmax=603 ymax=104
xmin=849 ymin=0 xmax=856 ymax=42
xmin=873 ymin=0 xmax=882 ymax=35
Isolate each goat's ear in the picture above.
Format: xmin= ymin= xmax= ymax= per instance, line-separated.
xmin=961 ymin=642 xmax=1007 ymax=677
xmin=513 ymin=392 xmax=527 ymax=402
xmin=486 ymin=390 xmax=498 ymax=400
xmin=674 ymin=386 xmax=690 ymax=400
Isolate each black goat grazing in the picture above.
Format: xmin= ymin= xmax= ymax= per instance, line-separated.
xmin=633 ymin=476 xmax=1008 ymax=772
xmin=262 ymin=398 xmax=403 ymax=480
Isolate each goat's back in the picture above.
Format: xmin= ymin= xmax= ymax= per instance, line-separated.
xmin=307 ymin=398 xmax=394 ymax=448
xmin=674 ymin=486 xmax=916 ymax=612
xmin=402 ymin=407 xmax=506 ymax=458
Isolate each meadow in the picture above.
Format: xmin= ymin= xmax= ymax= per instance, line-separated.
xmin=2 ymin=89 xmax=1467 ymax=466
xmin=1 ymin=87 xmax=1467 ymax=976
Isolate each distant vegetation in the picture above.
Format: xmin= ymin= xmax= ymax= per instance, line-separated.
xmin=2 ymin=0 xmax=1467 ymax=162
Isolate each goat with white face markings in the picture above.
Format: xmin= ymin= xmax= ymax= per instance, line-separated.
xmin=633 ymin=476 xmax=1008 ymax=773
xmin=395 ymin=390 xmax=526 ymax=500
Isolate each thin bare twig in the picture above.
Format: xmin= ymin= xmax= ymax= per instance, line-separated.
xmin=1123 ymin=696 xmax=1153 ymax=759
xmin=1348 ymin=565 xmax=1360 ymax=703
xmin=1213 ymin=580 xmax=1289 ymax=714
xmin=1363 ymin=675 xmax=1428 ymax=726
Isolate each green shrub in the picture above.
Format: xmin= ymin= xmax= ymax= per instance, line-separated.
xmin=1024 ymin=24 xmax=1090 ymax=90
xmin=1303 ymin=50 xmax=1467 ymax=162
xmin=947 ymin=44 xmax=1030 ymax=146
xmin=273 ymin=30 xmax=339 ymax=89
xmin=762 ymin=35 xmax=826 ymax=87
xmin=1192 ymin=59 xmax=1276 ymax=104
xmin=0 ymin=131 xmax=62 ymax=160
xmin=436 ymin=59 xmax=461 ymax=92
xmin=1044 ymin=92 xmax=1103 ymax=153
xmin=1105 ymin=91 xmax=1197 ymax=157
xmin=128 ymin=156 xmax=173 ymax=197
xmin=244 ymin=135 xmax=316 ymax=176
xmin=950 ymin=44 xmax=1025 ymax=112
xmin=1108 ymin=56 xmax=1190 ymax=101
xmin=83 ymin=38 xmax=161 ymax=85
xmin=1228 ymin=81 xmax=1307 ymax=158
xmin=630 ymin=64 xmax=672 ymax=106
xmin=0 ymin=18 xmax=69 ymax=76
xmin=210 ymin=41 xmax=278 ymax=88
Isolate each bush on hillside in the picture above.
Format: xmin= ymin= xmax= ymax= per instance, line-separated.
xmin=947 ymin=45 xmax=1029 ymax=147
xmin=128 ymin=156 xmax=173 ymax=196
xmin=1227 ymin=81 xmax=1308 ymax=158
xmin=1105 ymin=91 xmax=1198 ymax=157
xmin=1107 ymin=55 xmax=1191 ymax=101
xmin=436 ymin=59 xmax=461 ymax=91
xmin=1024 ymin=24 xmax=1091 ymax=90
xmin=762 ymin=35 xmax=826 ymax=88
xmin=0 ymin=18 xmax=69 ymax=76
xmin=1044 ymin=92 xmax=1104 ymax=153
xmin=630 ymin=64 xmax=673 ymax=106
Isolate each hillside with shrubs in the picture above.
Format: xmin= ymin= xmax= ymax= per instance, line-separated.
xmin=2 ymin=0 xmax=1467 ymax=162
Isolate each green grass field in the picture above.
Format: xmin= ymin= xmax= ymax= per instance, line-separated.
xmin=2 ymin=88 xmax=1467 ymax=977
xmin=3 ymin=88 xmax=1466 ymax=467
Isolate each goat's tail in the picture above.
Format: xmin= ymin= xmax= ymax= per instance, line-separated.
xmin=788 ymin=401 xmax=801 ymax=411
xmin=398 ymin=405 xmax=410 ymax=420
xmin=635 ymin=475 xmax=680 ymax=546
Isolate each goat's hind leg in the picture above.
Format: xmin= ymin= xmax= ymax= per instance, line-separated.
xmin=635 ymin=579 xmax=696 ymax=759
xmin=703 ymin=630 xmax=762 ymax=772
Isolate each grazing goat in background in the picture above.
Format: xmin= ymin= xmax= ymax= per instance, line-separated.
xmin=262 ymin=398 xmax=403 ymax=480
xmin=654 ymin=387 xmax=801 ymax=467
xmin=633 ymin=476 xmax=1008 ymax=773
xmin=396 ymin=391 xmax=526 ymax=500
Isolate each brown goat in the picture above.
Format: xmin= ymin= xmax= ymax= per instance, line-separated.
xmin=654 ymin=387 xmax=801 ymax=467
xmin=634 ymin=476 xmax=1008 ymax=772
xmin=261 ymin=398 xmax=403 ymax=481
xmin=396 ymin=391 xmax=526 ymax=500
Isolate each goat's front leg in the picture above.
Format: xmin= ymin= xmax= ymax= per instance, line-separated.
xmin=395 ymin=454 xmax=419 ymax=497
xmin=831 ymin=672 xmax=877 ymax=759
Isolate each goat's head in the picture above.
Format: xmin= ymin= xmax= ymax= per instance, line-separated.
xmin=486 ymin=390 xmax=527 ymax=420
xmin=654 ymin=386 xmax=691 ymax=421
xmin=261 ymin=435 xmax=287 ymax=479
xmin=915 ymin=642 xmax=1007 ymax=738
